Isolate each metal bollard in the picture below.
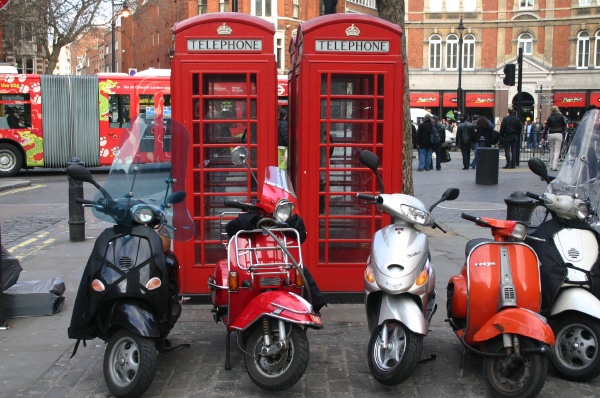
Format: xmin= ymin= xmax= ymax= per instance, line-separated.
xmin=479 ymin=135 xmax=487 ymax=148
xmin=67 ymin=157 xmax=86 ymax=242
xmin=504 ymin=191 xmax=536 ymax=222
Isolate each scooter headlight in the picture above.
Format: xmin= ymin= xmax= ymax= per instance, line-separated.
xmin=400 ymin=204 xmax=431 ymax=225
xmin=575 ymin=201 xmax=590 ymax=221
xmin=274 ymin=200 xmax=294 ymax=223
xmin=132 ymin=205 xmax=156 ymax=224
xmin=510 ymin=222 xmax=528 ymax=240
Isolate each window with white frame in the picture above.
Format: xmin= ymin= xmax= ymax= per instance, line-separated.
xmin=577 ymin=31 xmax=590 ymax=68
xmin=198 ymin=0 xmax=207 ymax=14
xmin=220 ymin=0 xmax=229 ymax=12
xmin=429 ymin=34 xmax=442 ymax=70
xmin=579 ymin=0 xmax=592 ymax=6
xmin=446 ymin=34 xmax=458 ymax=70
xmin=254 ymin=0 xmax=272 ymax=17
xmin=276 ymin=35 xmax=284 ymax=70
xmin=519 ymin=0 xmax=534 ymax=9
xmin=518 ymin=33 xmax=533 ymax=55
xmin=595 ymin=31 xmax=600 ymax=67
xmin=429 ymin=0 xmax=442 ymax=12
xmin=463 ymin=0 xmax=476 ymax=12
xmin=293 ymin=0 xmax=299 ymax=18
xmin=347 ymin=0 xmax=376 ymax=8
xmin=446 ymin=0 xmax=458 ymax=12
xmin=463 ymin=34 xmax=475 ymax=70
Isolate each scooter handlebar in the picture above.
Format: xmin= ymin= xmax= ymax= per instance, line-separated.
xmin=357 ymin=193 xmax=377 ymax=201
xmin=526 ymin=191 xmax=542 ymax=201
xmin=76 ymin=198 xmax=95 ymax=205
xmin=224 ymin=200 xmax=250 ymax=211
xmin=461 ymin=213 xmax=479 ymax=223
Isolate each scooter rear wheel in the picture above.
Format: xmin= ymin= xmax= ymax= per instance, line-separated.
xmin=367 ymin=321 xmax=423 ymax=386
xmin=244 ymin=322 xmax=309 ymax=391
xmin=104 ymin=329 xmax=158 ymax=398
xmin=551 ymin=314 xmax=600 ymax=381
xmin=483 ymin=337 xmax=547 ymax=398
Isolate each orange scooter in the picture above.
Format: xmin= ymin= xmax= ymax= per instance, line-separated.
xmin=446 ymin=214 xmax=555 ymax=398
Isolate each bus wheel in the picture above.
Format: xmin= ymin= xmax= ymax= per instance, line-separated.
xmin=0 ymin=143 xmax=23 ymax=177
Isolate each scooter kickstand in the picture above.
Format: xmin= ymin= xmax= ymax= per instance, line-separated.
xmin=459 ymin=348 xmax=466 ymax=378
xmin=225 ymin=330 xmax=232 ymax=370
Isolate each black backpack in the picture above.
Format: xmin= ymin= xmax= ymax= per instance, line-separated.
xmin=430 ymin=128 xmax=442 ymax=145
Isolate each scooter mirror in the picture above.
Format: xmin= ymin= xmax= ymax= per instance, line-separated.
xmin=67 ymin=164 xmax=96 ymax=184
xmin=528 ymin=157 xmax=550 ymax=183
xmin=441 ymin=188 xmax=460 ymax=201
xmin=358 ymin=150 xmax=379 ymax=172
xmin=231 ymin=146 xmax=250 ymax=166
xmin=168 ymin=191 xmax=186 ymax=205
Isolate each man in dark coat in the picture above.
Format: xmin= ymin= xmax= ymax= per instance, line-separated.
xmin=416 ymin=113 xmax=434 ymax=171
xmin=429 ymin=115 xmax=446 ymax=171
xmin=456 ymin=116 xmax=475 ymax=170
xmin=500 ymin=107 xmax=522 ymax=169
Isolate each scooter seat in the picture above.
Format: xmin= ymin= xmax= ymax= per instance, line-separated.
xmin=465 ymin=238 xmax=492 ymax=256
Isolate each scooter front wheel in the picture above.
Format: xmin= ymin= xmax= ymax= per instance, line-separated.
xmin=483 ymin=336 xmax=547 ymax=398
xmin=104 ymin=329 xmax=158 ymax=398
xmin=368 ymin=321 xmax=423 ymax=385
xmin=244 ymin=322 xmax=309 ymax=391
xmin=551 ymin=314 xmax=600 ymax=381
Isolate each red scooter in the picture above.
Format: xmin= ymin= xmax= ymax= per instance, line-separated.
xmin=447 ymin=214 xmax=555 ymax=398
xmin=208 ymin=146 xmax=323 ymax=391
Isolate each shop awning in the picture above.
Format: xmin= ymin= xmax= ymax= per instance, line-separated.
xmin=410 ymin=93 xmax=439 ymax=107
xmin=443 ymin=93 xmax=457 ymax=107
xmin=554 ymin=92 xmax=586 ymax=108
xmin=590 ymin=92 xmax=600 ymax=108
xmin=465 ymin=93 xmax=494 ymax=108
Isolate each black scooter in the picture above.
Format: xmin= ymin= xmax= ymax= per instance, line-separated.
xmin=67 ymin=116 xmax=194 ymax=398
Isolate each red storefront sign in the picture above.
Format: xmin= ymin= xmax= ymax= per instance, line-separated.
xmin=443 ymin=93 xmax=457 ymax=107
xmin=590 ymin=92 xmax=600 ymax=107
xmin=465 ymin=93 xmax=494 ymax=108
xmin=554 ymin=92 xmax=586 ymax=108
xmin=410 ymin=93 xmax=439 ymax=107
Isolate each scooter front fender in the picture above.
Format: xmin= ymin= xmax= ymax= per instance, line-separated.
xmin=550 ymin=288 xmax=600 ymax=319
xmin=472 ymin=308 xmax=554 ymax=345
xmin=109 ymin=301 xmax=161 ymax=338
xmin=375 ymin=294 xmax=428 ymax=335
xmin=230 ymin=290 xmax=322 ymax=331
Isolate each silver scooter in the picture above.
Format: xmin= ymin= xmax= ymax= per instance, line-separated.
xmin=526 ymin=108 xmax=600 ymax=381
xmin=357 ymin=149 xmax=459 ymax=385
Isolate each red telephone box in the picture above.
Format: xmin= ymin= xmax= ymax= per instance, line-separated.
xmin=290 ymin=14 xmax=404 ymax=292
xmin=171 ymin=13 xmax=278 ymax=294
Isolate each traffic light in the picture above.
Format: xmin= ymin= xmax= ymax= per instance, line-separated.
xmin=503 ymin=64 xmax=516 ymax=86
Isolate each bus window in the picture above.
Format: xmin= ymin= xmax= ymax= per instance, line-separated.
xmin=0 ymin=93 xmax=32 ymax=129
xmin=139 ymin=94 xmax=155 ymax=120
xmin=108 ymin=94 xmax=130 ymax=128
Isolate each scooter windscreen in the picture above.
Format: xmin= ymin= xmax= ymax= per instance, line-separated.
xmin=92 ymin=115 xmax=194 ymax=241
xmin=547 ymin=109 xmax=600 ymax=212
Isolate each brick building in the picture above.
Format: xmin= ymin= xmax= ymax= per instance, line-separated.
xmin=406 ymin=1 xmax=600 ymax=125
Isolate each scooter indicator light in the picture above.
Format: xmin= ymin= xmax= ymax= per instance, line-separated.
xmin=295 ymin=270 xmax=304 ymax=287
xmin=365 ymin=265 xmax=375 ymax=284
xmin=145 ymin=277 xmax=162 ymax=290
xmin=229 ymin=271 xmax=239 ymax=291
xmin=416 ymin=269 xmax=428 ymax=286
xmin=92 ymin=279 xmax=105 ymax=292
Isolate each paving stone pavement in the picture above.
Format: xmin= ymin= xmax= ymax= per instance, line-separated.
xmin=1 ymin=155 xmax=600 ymax=397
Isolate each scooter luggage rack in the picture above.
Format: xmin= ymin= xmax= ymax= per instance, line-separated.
xmin=232 ymin=228 xmax=303 ymax=276
xmin=219 ymin=212 xmax=244 ymax=248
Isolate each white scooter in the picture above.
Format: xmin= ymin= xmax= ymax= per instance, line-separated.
xmin=526 ymin=108 xmax=600 ymax=381
xmin=357 ymin=149 xmax=459 ymax=385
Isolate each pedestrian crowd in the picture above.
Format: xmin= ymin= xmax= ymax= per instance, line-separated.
xmin=411 ymin=105 xmax=598 ymax=173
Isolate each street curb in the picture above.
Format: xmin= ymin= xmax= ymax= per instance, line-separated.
xmin=0 ymin=180 xmax=31 ymax=192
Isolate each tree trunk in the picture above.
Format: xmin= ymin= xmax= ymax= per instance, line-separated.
xmin=376 ymin=0 xmax=413 ymax=196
